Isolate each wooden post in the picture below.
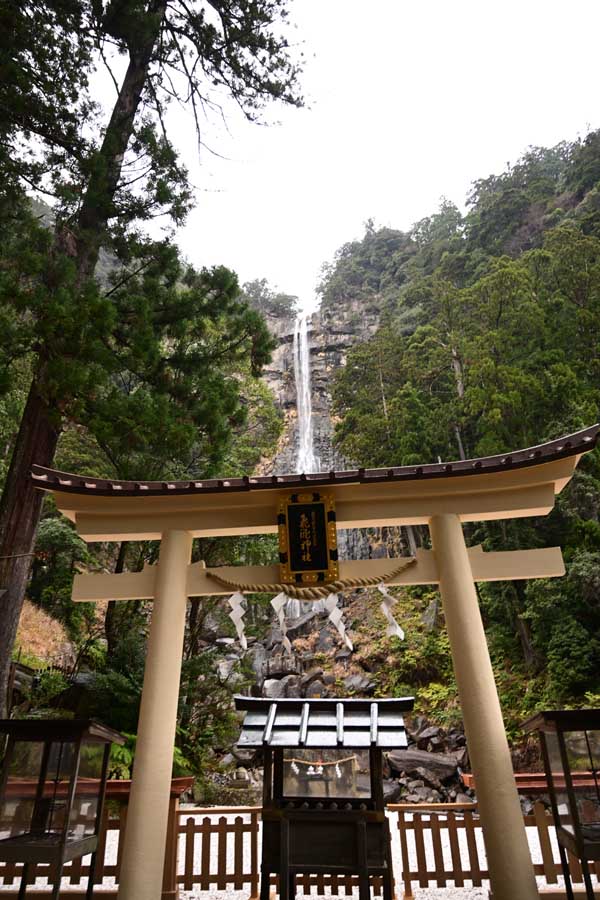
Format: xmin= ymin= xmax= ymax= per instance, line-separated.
xmin=161 ymin=794 xmax=179 ymax=900
xmin=118 ymin=529 xmax=192 ymax=900
xmin=429 ymin=513 xmax=539 ymax=900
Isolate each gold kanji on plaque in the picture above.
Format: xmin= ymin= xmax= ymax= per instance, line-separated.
xmin=278 ymin=492 xmax=339 ymax=585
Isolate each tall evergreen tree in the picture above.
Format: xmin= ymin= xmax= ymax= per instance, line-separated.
xmin=0 ymin=0 xmax=302 ymax=713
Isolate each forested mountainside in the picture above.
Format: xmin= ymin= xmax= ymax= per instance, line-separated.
xmin=323 ymin=130 xmax=600 ymax=720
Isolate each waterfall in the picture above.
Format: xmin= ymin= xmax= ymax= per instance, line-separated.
xmin=284 ymin=314 xmax=319 ymax=623
xmin=293 ymin=313 xmax=319 ymax=473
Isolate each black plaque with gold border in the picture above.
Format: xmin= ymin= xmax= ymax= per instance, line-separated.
xmin=278 ymin=492 xmax=338 ymax=585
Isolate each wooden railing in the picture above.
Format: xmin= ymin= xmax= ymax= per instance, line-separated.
xmin=175 ymin=807 xmax=388 ymax=897
xmin=2 ymin=800 xmax=600 ymax=897
xmin=177 ymin=806 xmax=260 ymax=896
xmin=388 ymin=800 xmax=600 ymax=898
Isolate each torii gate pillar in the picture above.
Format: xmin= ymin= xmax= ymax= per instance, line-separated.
xmin=118 ymin=529 xmax=193 ymax=900
xmin=430 ymin=514 xmax=539 ymax=900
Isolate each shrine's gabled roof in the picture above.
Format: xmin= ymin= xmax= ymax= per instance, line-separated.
xmin=30 ymin=424 xmax=600 ymax=498
xmin=234 ymin=696 xmax=414 ymax=750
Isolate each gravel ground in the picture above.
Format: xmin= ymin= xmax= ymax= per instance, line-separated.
xmin=2 ymin=807 xmax=598 ymax=899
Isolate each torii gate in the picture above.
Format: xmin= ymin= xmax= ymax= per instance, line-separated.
xmin=32 ymin=424 xmax=600 ymax=900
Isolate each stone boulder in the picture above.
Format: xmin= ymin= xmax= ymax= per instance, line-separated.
xmin=304 ymin=679 xmax=327 ymax=698
xmin=416 ymin=725 xmax=446 ymax=751
xmin=382 ymin=779 xmax=402 ymax=803
xmin=343 ymin=673 xmax=375 ymax=694
xmin=263 ymin=674 xmax=302 ymax=699
xmin=412 ymin=766 xmax=444 ymax=792
xmin=387 ymin=748 xmax=458 ymax=781
xmin=246 ymin=643 xmax=267 ymax=690
xmin=286 ymin=610 xmax=321 ymax=640
xmin=300 ymin=667 xmax=324 ymax=689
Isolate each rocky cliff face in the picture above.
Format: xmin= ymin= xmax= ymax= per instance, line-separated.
xmin=260 ymin=299 xmax=380 ymax=475
xmin=260 ymin=300 xmax=411 ymax=560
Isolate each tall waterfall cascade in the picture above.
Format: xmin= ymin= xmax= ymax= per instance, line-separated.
xmin=286 ymin=314 xmax=320 ymax=621
xmin=268 ymin=308 xmax=407 ymax=638
xmin=293 ymin=314 xmax=319 ymax=474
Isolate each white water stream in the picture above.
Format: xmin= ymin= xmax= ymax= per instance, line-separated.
xmin=293 ymin=313 xmax=319 ymax=474
xmin=286 ymin=314 xmax=320 ymax=621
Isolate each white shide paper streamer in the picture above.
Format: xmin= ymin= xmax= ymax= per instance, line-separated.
xmin=227 ymin=592 xmax=248 ymax=651
xmin=271 ymin=592 xmax=293 ymax=654
xmin=226 ymin=592 xmax=355 ymax=657
xmin=377 ymin=583 xmax=405 ymax=640
xmin=324 ymin=594 xmax=353 ymax=651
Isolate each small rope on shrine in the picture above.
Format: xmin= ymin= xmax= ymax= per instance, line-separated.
xmin=205 ymin=557 xmax=416 ymax=599
xmin=285 ymin=755 xmax=356 ymax=766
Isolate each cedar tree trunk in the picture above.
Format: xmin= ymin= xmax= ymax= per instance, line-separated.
xmin=0 ymin=0 xmax=167 ymax=714
xmin=104 ymin=540 xmax=130 ymax=658
xmin=0 ymin=382 xmax=60 ymax=714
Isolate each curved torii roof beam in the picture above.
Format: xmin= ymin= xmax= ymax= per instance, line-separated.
xmin=31 ymin=424 xmax=600 ymax=541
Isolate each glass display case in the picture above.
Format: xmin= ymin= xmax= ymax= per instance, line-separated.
xmin=523 ymin=709 xmax=600 ymax=900
xmin=0 ymin=719 xmax=124 ymax=900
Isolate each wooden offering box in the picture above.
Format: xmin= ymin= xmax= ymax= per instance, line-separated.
xmin=235 ymin=695 xmax=414 ymax=900
xmin=0 ymin=719 xmax=124 ymax=899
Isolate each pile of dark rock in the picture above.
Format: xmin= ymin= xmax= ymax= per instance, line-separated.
xmin=383 ymin=716 xmax=475 ymax=804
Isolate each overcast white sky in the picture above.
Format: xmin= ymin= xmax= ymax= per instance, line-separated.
xmin=169 ymin=0 xmax=600 ymax=312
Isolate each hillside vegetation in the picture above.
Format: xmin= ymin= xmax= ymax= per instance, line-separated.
xmin=325 ymin=130 xmax=600 ymax=718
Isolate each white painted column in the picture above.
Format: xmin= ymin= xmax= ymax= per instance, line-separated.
xmin=429 ymin=514 xmax=539 ymax=900
xmin=118 ymin=529 xmax=192 ymax=900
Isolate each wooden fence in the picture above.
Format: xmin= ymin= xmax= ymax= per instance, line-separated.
xmin=175 ymin=807 xmax=387 ymax=897
xmin=1 ymin=800 xmax=600 ymax=897
xmin=388 ymin=801 xmax=600 ymax=898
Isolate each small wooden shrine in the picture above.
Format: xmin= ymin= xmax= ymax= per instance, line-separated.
xmin=0 ymin=719 xmax=124 ymax=899
xmin=235 ymin=695 xmax=414 ymax=900
xmin=523 ymin=709 xmax=600 ymax=900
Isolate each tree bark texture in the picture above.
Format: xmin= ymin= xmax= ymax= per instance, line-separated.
xmin=104 ymin=540 xmax=130 ymax=658
xmin=0 ymin=382 xmax=60 ymax=715
xmin=76 ymin=0 xmax=168 ymax=280
xmin=0 ymin=0 xmax=168 ymax=712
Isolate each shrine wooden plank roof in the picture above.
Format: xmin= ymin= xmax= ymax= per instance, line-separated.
xmin=522 ymin=708 xmax=600 ymax=734
xmin=234 ymin=696 xmax=414 ymax=749
xmin=31 ymin=425 xmax=600 ymax=498
xmin=0 ymin=719 xmax=125 ymax=744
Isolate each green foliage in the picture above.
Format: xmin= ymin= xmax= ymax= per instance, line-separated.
xmin=107 ymin=733 xmax=192 ymax=780
xmin=241 ymin=278 xmax=298 ymax=320
xmin=29 ymin=669 xmax=69 ymax=708
xmin=83 ymin=671 xmax=142 ymax=735
xmin=326 ymin=128 xmax=600 ymax=719
xmin=0 ymin=0 xmax=303 ymax=715
xmin=177 ymin=648 xmax=247 ymax=772
xmin=546 ymin=618 xmax=598 ymax=699
xmin=28 ymin=517 xmax=95 ymax=640
xmin=318 ymin=223 xmax=418 ymax=316
xmin=0 ymin=358 xmax=30 ymax=494
xmin=416 ymin=682 xmax=461 ymax=728
xmin=108 ymin=733 xmax=136 ymax=780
